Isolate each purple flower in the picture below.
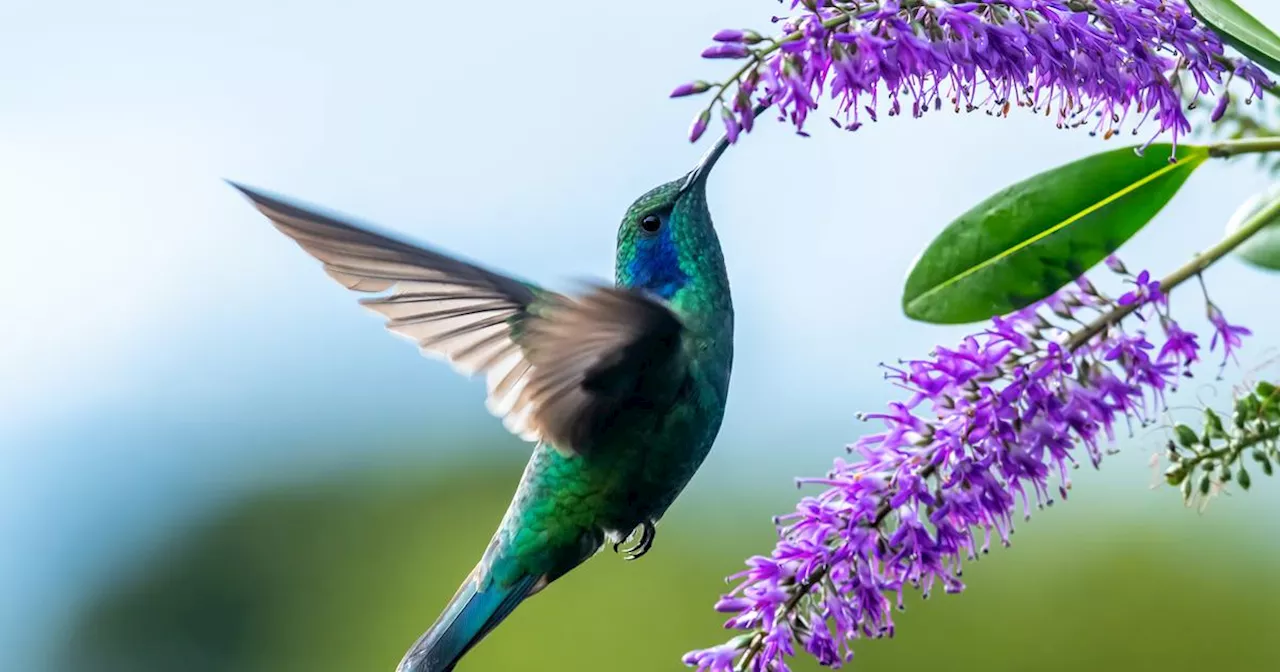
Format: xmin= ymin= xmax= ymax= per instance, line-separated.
xmin=680 ymin=1 xmax=1272 ymax=150
xmin=683 ymin=643 xmax=743 ymax=672
xmin=1118 ymin=270 xmax=1164 ymax=310
xmin=1158 ymin=317 xmax=1200 ymax=370
xmin=686 ymin=270 xmax=1249 ymax=671
xmin=1208 ymin=302 xmax=1252 ymax=367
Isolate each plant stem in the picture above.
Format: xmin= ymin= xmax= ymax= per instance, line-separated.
xmin=1207 ymin=135 xmax=1280 ymax=158
xmin=1179 ymin=426 xmax=1280 ymax=474
xmin=1064 ymin=191 xmax=1280 ymax=352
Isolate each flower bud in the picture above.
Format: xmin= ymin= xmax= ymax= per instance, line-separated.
xmin=715 ymin=597 xmax=754 ymax=613
xmin=721 ymin=106 xmax=742 ymax=143
xmin=1258 ymin=384 xmax=1278 ymax=416
xmin=701 ymin=44 xmax=751 ymax=59
xmin=1234 ymin=395 xmax=1259 ymax=428
xmin=1164 ymin=462 xmax=1189 ymax=486
xmin=689 ymin=109 xmax=711 ymax=142
xmin=1252 ymin=449 xmax=1273 ymax=475
xmin=670 ymin=80 xmax=711 ymax=98
xmin=1237 ymin=467 xmax=1252 ymax=490
xmin=1210 ymin=91 xmax=1231 ymax=123
xmin=712 ymin=29 xmax=748 ymax=43
xmin=1174 ymin=424 xmax=1198 ymax=448
xmin=1204 ymin=409 xmax=1226 ymax=439
xmin=712 ymin=29 xmax=762 ymax=44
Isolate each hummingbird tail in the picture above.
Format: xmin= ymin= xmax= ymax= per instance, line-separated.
xmin=395 ymin=569 xmax=541 ymax=672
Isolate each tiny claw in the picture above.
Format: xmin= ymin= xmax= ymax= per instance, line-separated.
xmin=621 ymin=520 xmax=656 ymax=561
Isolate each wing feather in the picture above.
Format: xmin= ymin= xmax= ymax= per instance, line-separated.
xmin=231 ymin=182 xmax=686 ymax=455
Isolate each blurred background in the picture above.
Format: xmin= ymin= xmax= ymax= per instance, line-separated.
xmin=4 ymin=1 xmax=1280 ymax=670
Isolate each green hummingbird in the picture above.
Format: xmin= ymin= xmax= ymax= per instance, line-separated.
xmin=229 ymin=129 xmax=738 ymax=672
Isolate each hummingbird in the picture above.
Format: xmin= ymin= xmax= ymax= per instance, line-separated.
xmin=229 ymin=126 xmax=741 ymax=672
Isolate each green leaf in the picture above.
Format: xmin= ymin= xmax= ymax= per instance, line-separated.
xmin=1205 ymin=408 xmax=1227 ymax=438
xmin=1188 ymin=0 xmax=1280 ymax=76
xmin=1224 ymin=183 xmax=1280 ymax=271
xmin=902 ymin=144 xmax=1208 ymax=324
xmin=1176 ymin=424 xmax=1201 ymax=448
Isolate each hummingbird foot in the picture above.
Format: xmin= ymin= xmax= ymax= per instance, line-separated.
xmin=613 ymin=520 xmax=656 ymax=561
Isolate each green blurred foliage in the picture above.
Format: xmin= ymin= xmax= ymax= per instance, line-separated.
xmin=59 ymin=450 xmax=1280 ymax=672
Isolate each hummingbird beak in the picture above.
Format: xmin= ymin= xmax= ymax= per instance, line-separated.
xmin=679 ymin=104 xmax=770 ymax=195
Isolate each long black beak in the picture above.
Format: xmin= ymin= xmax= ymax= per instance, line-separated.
xmin=679 ymin=103 xmax=770 ymax=195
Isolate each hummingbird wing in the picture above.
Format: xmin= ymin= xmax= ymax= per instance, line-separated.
xmin=510 ymin=284 xmax=685 ymax=453
xmin=231 ymin=183 xmax=686 ymax=455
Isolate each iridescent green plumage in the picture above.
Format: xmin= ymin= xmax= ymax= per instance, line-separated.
xmin=231 ymin=134 xmax=736 ymax=672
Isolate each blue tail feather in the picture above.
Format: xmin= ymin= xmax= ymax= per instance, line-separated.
xmin=396 ymin=572 xmax=539 ymax=672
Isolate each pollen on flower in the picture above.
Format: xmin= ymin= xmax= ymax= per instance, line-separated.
xmin=678 ymin=1 xmax=1273 ymax=152
xmin=685 ymin=258 xmax=1250 ymax=672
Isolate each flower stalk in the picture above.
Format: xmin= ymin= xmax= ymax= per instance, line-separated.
xmin=688 ymin=144 xmax=1280 ymax=672
xmin=1207 ymin=136 xmax=1280 ymax=158
xmin=675 ymin=1 xmax=1274 ymax=150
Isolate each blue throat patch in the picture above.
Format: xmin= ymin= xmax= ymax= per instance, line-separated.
xmin=626 ymin=228 xmax=689 ymax=299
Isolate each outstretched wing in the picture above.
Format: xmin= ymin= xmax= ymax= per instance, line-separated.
xmin=230 ymin=182 xmax=686 ymax=454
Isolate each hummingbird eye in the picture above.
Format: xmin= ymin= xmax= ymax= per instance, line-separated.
xmin=639 ymin=213 xmax=663 ymax=233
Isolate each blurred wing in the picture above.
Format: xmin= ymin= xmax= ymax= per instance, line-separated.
xmin=515 ymin=286 xmax=685 ymax=453
xmin=231 ymin=182 xmax=685 ymax=455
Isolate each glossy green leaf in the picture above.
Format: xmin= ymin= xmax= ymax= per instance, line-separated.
xmin=1189 ymin=0 xmax=1280 ymax=76
xmin=1224 ymin=183 xmax=1280 ymax=271
xmin=903 ymin=144 xmax=1208 ymax=324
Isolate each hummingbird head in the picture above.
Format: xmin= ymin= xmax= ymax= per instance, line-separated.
xmin=614 ymin=129 xmax=737 ymax=301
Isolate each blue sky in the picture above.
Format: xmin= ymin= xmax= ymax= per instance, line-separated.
xmin=4 ymin=1 xmax=1280 ymax=669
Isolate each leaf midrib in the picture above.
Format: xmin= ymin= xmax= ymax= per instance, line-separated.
xmin=905 ymin=147 xmax=1208 ymax=314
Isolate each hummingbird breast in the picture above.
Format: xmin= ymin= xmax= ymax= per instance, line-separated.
xmin=491 ymin=353 xmax=731 ymax=581
xmin=593 ymin=367 xmax=727 ymax=533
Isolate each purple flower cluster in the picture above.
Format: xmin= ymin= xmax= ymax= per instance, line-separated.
xmin=675 ymin=0 xmax=1272 ymax=150
xmin=685 ymin=266 xmax=1248 ymax=672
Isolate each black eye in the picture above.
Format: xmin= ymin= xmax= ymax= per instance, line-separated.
xmin=640 ymin=214 xmax=662 ymax=233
